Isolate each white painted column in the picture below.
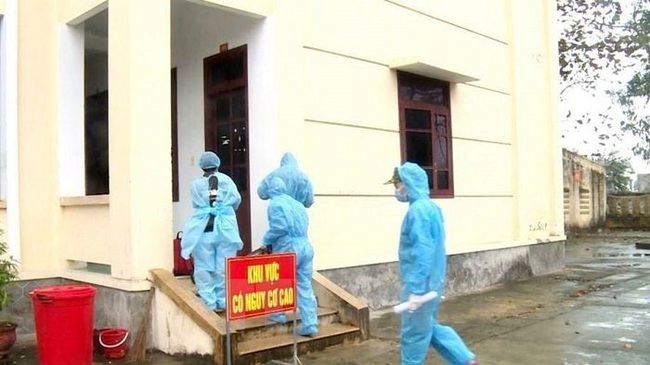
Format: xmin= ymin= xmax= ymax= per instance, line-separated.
xmin=57 ymin=23 xmax=86 ymax=197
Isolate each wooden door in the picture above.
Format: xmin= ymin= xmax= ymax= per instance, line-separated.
xmin=203 ymin=45 xmax=251 ymax=254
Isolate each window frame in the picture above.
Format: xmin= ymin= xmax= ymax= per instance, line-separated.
xmin=397 ymin=72 xmax=454 ymax=198
xmin=171 ymin=67 xmax=179 ymax=202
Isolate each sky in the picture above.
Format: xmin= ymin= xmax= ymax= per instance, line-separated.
xmin=560 ymin=72 xmax=650 ymax=175
xmin=559 ymin=0 xmax=649 ymax=177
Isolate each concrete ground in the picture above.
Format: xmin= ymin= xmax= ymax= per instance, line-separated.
xmin=6 ymin=231 xmax=650 ymax=364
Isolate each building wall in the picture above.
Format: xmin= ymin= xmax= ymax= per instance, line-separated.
xmin=2 ymin=0 xmax=565 ymax=343
xmin=270 ymin=0 xmax=566 ymax=311
xmin=5 ymin=0 xmax=564 ymax=284
xmin=262 ymin=0 xmax=564 ymax=271
xmin=17 ymin=1 xmax=62 ymax=275
xmin=169 ymin=0 xmax=564 ymax=270
xmin=635 ymin=173 xmax=650 ymax=192
xmin=562 ymin=150 xmax=607 ymax=231
xmin=323 ymin=240 xmax=564 ymax=309
xmin=607 ymin=194 xmax=650 ymax=229
xmin=10 ymin=0 xmax=172 ymax=289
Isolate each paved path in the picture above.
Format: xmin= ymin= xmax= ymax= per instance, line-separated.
xmin=287 ymin=232 xmax=650 ymax=365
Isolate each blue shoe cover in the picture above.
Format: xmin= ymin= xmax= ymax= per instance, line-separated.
xmin=297 ymin=325 xmax=318 ymax=337
xmin=268 ymin=313 xmax=286 ymax=324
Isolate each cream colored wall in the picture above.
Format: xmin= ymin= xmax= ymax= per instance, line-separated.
xmin=14 ymin=0 xmax=171 ymax=290
xmin=13 ymin=0 xmax=564 ymax=284
xmin=107 ymin=0 xmax=172 ymax=282
xmin=95 ymin=0 xmax=561 ymax=274
xmin=390 ymin=0 xmax=509 ymax=41
xmin=198 ymin=0 xmax=273 ymax=18
xmin=60 ymin=204 xmax=110 ymax=264
xmin=300 ymin=0 xmax=509 ymax=92
xmin=56 ymin=0 xmax=105 ymax=23
xmin=17 ymin=1 xmax=62 ymax=273
xmin=1 ymin=0 xmax=20 ymax=263
xmin=510 ymin=0 xmax=564 ymax=240
xmin=265 ymin=0 xmax=563 ymax=270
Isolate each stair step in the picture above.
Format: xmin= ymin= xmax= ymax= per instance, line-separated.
xmin=223 ymin=307 xmax=339 ymax=341
xmin=228 ymin=307 xmax=337 ymax=330
xmin=236 ymin=322 xmax=360 ymax=362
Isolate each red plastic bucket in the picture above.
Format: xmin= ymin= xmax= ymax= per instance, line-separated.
xmin=30 ymin=285 xmax=96 ymax=365
xmin=93 ymin=328 xmax=109 ymax=355
xmin=98 ymin=328 xmax=129 ymax=360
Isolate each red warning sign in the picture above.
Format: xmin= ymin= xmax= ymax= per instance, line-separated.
xmin=225 ymin=253 xmax=296 ymax=321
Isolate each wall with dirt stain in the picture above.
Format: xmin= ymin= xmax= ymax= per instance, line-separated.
xmin=563 ymin=150 xmax=606 ymax=231
xmin=607 ymin=194 xmax=650 ymax=229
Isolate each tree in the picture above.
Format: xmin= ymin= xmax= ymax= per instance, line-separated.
xmin=557 ymin=0 xmax=650 ymax=157
xmin=594 ymin=152 xmax=634 ymax=193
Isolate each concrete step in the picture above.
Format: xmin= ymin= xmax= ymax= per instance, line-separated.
xmin=154 ymin=269 xmax=370 ymax=365
xmin=225 ymin=307 xmax=339 ymax=341
xmin=233 ymin=322 xmax=361 ymax=365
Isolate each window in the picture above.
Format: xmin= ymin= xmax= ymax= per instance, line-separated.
xmin=84 ymin=90 xmax=108 ymax=195
xmin=397 ymin=71 xmax=454 ymax=197
xmin=84 ymin=9 xmax=109 ymax=195
xmin=58 ymin=9 xmax=107 ymax=197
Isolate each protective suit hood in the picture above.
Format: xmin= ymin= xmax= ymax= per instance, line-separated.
xmin=398 ymin=162 xmax=430 ymax=202
xmin=266 ymin=177 xmax=288 ymax=198
xmin=280 ymin=152 xmax=298 ymax=167
xmin=257 ymin=152 xmax=314 ymax=207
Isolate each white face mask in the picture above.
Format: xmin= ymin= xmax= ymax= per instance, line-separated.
xmin=394 ymin=186 xmax=408 ymax=202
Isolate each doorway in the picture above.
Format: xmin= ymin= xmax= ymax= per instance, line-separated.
xmin=203 ymin=45 xmax=251 ymax=254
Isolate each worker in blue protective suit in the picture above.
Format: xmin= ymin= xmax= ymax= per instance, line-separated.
xmin=258 ymin=176 xmax=318 ymax=336
xmin=257 ymin=152 xmax=314 ymax=208
xmin=387 ymin=162 xmax=477 ymax=365
xmin=181 ymin=151 xmax=243 ymax=312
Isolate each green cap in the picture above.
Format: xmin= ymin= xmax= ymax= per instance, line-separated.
xmin=384 ymin=167 xmax=401 ymax=185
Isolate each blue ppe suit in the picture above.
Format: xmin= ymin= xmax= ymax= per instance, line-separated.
xmin=396 ymin=162 xmax=474 ymax=365
xmin=259 ymin=177 xmax=318 ymax=336
xmin=181 ymin=170 xmax=243 ymax=310
xmin=257 ymin=152 xmax=314 ymax=208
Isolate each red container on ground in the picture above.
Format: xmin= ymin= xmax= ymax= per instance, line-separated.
xmin=30 ymin=285 xmax=97 ymax=365
xmin=98 ymin=328 xmax=129 ymax=360
xmin=93 ymin=328 xmax=109 ymax=355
